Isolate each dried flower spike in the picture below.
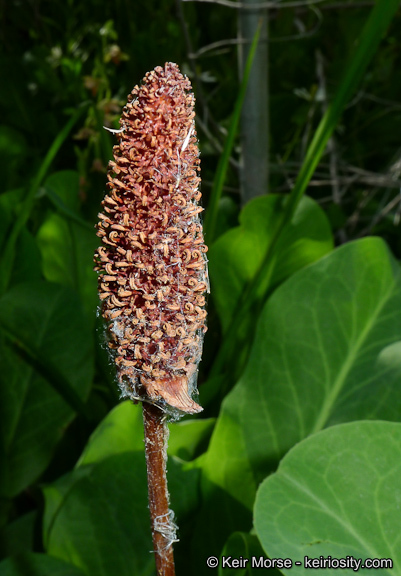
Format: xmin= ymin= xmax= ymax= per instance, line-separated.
xmin=94 ymin=62 xmax=208 ymax=415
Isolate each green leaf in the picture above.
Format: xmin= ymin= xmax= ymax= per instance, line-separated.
xmin=78 ymin=401 xmax=208 ymax=516
xmin=37 ymin=173 xmax=99 ymax=319
xmin=44 ymin=402 xmax=204 ymax=574
xmin=209 ymin=195 xmax=333 ymax=333
xmin=168 ymin=417 xmax=215 ymax=461
xmin=45 ymin=453 xmax=154 ymax=576
xmin=254 ymin=421 xmax=401 ymax=575
xmin=219 ymin=532 xmax=250 ymax=576
xmin=188 ymin=407 xmax=256 ymax=575
xmin=0 ymin=553 xmax=85 ymax=576
xmin=42 ymin=468 xmax=92 ymax=551
xmin=8 ymin=229 xmax=42 ymax=287
xmin=218 ymin=532 xmax=274 ymax=576
xmin=44 ymin=450 xmax=199 ymax=576
xmin=0 ymin=106 xmax=88 ymax=294
xmin=0 ymin=281 xmax=93 ymax=497
xmin=42 ymin=171 xmax=94 ymax=231
xmin=198 ymin=374 xmax=227 ymax=408
xmin=0 ymin=127 xmax=27 ymax=191
xmin=202 ymin=402 xmax=257 ymax=511
xmin=205 ymin=237 xmax=401 ymax=502
xmin=77 ymin=400 xmax=215 ymax=467
xmin=37 ymin=211 xmax=98 ymax=317
xmin=213 ymin=196 xmax=239 ymax=241
xmin=0 ymin=189 xmax=23 ymax=253
xmin=43 ymin=171 xmax=81 ymax=212
xmin=168 ymin=457 xmax=200 ymax=524
xmin=0 ymin=189 xmax=42 ymax=286
xmin=190 ymin=479 xmax=253 ymax=576
xmin=0 ymin=511 xmax=36 ymax=558
xmin=76 ymin=401 xmax=144 ymax=468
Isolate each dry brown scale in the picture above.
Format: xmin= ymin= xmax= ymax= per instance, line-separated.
xmin=94 ymin=62 xmax=208 ymax=415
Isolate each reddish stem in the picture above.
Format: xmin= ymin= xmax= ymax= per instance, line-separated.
xmin=142 ymin=402 xmax=176 ymax=576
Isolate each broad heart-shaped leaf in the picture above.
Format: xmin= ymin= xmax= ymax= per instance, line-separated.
xmin=0 ymin=553 xmax=85 ymax=576
xmin=195 ymin=237 xmax=401 ymax=566
xmin=208 ymin=194 xmax=333 ymax=333
xmin=254 ymin=421 xmax=401 ymax=575
xmin=0 ymin=281 xmax=93 ymax=498
xmin=207 ymin=237 xmax=401 ymax=487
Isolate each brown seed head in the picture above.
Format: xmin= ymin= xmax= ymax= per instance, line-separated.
xmin=94 ymin=62 xmax=208 ymax=415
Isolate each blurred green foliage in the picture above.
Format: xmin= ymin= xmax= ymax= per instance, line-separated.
xmin=1 ymin=1 xmax=401 ymax=575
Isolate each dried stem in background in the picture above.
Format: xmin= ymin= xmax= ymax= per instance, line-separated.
xmin=238 ymin=0 xmax=269 ymax=204
xmin=316 ymin=49 xmax=347 ymax=244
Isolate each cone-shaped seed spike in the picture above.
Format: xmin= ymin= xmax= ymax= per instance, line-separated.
xmin=94 ymin=62 xmax=208 ymax=415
